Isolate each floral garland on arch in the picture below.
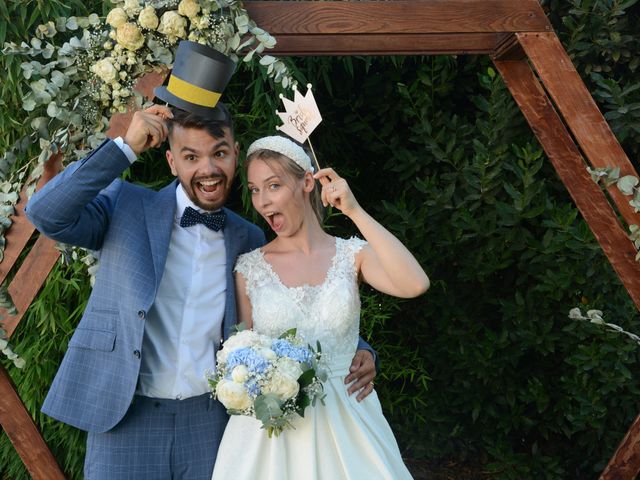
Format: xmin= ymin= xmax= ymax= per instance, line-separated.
xmin=0 ymin=0 xmax=294 ymax=365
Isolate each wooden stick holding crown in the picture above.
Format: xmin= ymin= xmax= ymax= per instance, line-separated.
xmin=276 ymin=83 xmax=323 ymax=170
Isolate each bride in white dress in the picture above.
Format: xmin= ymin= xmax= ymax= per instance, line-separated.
xmin=212 ymin=135 xmax=429 ymax=479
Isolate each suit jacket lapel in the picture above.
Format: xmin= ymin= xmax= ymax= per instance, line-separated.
xmin=223 ymin=208 xmax=247 ymax=339
xmin=143 ymin=180 xmax=178 ymax=290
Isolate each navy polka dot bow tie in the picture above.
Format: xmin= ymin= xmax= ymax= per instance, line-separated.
xmin=180 ymin=206 xmax=226 ymax=231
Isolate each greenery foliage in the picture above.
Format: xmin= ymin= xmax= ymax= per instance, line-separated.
xmin=2 ymin=1 xmax=640 ymax=479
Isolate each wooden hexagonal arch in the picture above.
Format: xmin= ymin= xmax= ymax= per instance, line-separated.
xmin=1 ymin=1 xmax=639 ymax=478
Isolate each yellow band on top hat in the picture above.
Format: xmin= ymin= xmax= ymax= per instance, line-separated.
xmin=166 ymin=75 xmax=221 ymax=108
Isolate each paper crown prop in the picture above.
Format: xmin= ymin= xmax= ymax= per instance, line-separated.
xmin=276 ymin=84 xmax=322 ymax=144
xmin=154 ymin=41 xmax=236 ymax=120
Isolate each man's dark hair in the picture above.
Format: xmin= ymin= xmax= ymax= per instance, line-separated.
xmin=166 ymin=103 xmax=234 ymax=140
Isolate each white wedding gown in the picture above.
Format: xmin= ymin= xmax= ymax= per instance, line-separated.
xmin=211 ymin=237 xmax=413 ymax=480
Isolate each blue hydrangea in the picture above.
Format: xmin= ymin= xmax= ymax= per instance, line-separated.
xmin=226 ymin=347 xmax=271 ymax=374
xmin=245 ymin=379 xmax=261 ymax=397
xmin=271 ymin=339 xmax=313 ymax=364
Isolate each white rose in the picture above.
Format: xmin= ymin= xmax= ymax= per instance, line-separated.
xmin=256 ymin=347 xmax=277 ymax=362
xmin=158 ymin=11 xmax=187 ymax=42
xmin=138 ymin=5 xmax=159 ymax=30
xmin=116 ymin=23 xmax=145 ymax=51
xmin=91 ymin=58 xmax=118 ymax=84
xmin=178 ymin=0 xmax=201 ymax=19
xmin=263 ymin=371 xmax=300 ymax=401
xmin=216 ymin=379 xmax=252 ymax=410
xmin=275 ymin=357 xmax=303 ymax=380
xmin=231 ymin=365 xmax=249 ymax=383
xmin=106 ymin=8 xmax=128 ymax=29
xmin=123 ymin=0 xmax=142 ymax=15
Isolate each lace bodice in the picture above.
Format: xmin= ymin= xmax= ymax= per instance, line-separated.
xmin=235 ymin=237 xmax=367 ymax=358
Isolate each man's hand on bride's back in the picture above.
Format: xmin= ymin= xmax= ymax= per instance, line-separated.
xmin=345 ymin=350 xmax=376 ymax=402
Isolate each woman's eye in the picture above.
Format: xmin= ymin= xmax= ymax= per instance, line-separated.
xmin=269 ymin=183 xmax=280 ymax=190
xmin=249 ymin=187 xmax=258 ymax=194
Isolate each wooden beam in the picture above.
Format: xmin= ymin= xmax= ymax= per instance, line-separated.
xmin=0 ymin=365 xmax=65 ymax=479
xmin=0 ymin=154 xmax=63 ymax=338
xmin=518 ymin=32 xmax=640 ymax=230
xmin=0 ymin=154 xmax=62 ymax=285
xmin=244 ymin=1 xmax=551 ymax=36
xmin=493 ymin=57 xmax=640 ymax=311
xmin=252 ymin=32 xmax=508 ymax=56
xmin=1 ymin=234 xmax=61 ymax=338
xmin=106 ymin=70 xmax=167 ymax=139
xmin=600 ymin=413 xmax=640 ymax=479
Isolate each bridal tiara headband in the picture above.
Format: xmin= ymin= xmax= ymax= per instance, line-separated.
xmin=246 ymin=136 xmax=314 ymax=173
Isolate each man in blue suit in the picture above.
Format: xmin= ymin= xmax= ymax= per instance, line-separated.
xmin=26 ymin=41 xmax=377 ymax=479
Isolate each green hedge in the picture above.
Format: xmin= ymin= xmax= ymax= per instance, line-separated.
xmin=3 ymin=1 xmax=640 ymax=479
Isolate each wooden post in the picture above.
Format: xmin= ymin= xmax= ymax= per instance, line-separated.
xmin=517 ymin=32 xmax=640 ymax=230
xmin=600 ymin=413 xmax=640 ymax=480
xmin=0 ymin=365 xmax=65 ymax=479
xmin=493 ymin=56 xmax=640 ymax=310
xmin=0 ymin=154 xmax=65 ymax=478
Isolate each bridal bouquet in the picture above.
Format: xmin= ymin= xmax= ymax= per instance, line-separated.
xmin=207 ymin=328 xmax=326 ymax=437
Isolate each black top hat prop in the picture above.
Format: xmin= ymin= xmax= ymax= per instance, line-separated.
xmin=154 ymin=41 xmax=236 ymax=120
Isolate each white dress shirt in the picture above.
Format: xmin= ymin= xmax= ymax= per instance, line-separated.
xmin=137 ymin=185 xmax=227 ymax=399
xmin=114 ymin=137 xmax=227 ymax=399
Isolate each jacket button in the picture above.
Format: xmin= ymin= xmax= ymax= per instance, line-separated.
xmin=138 ymin=310 xmax=146 ymax=319
xmin=133 ymin=350 xmax=141 ymax=359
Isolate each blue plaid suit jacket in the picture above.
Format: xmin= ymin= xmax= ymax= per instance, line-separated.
xmin=25 ymin=139 xmax=266 ymax=433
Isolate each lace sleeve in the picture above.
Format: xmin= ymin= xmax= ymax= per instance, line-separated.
xmin=234 ymin=251 xmax=252 ymax=280
xmin=233 ymin=249 xmax=268 ymax=298
xmin=346 ymin=236 xmax=368 ymax=256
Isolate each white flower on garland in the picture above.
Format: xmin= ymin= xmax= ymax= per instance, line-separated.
xmin=138 ymin=6 xmax=159 ymax=30
xmin=158 ymin=10 xmax=188 ymax=43
xmin=116 ymin=23 xmax=146 ymax=51
xmin=106 ymin=8 xmax=128 ymax=29
xmin=178 ymin=0 xmax=201 ymax=19
xmin=123 ymin=0 xmax=143 ymax=16
xmin=91 ymin=58 xmax=118 ymax=84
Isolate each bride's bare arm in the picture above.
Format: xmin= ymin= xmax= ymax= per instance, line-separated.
xmin=315 ymin=168 xmax=429 ymax=298
xmin=234 ymin=272 xmax=253 ymax=329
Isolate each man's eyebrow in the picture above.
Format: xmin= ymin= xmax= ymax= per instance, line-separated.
xmin=210 ymin=140 xmax=231 ymax=151
xmin=179 ymin=140 xmax=231 ymax=155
